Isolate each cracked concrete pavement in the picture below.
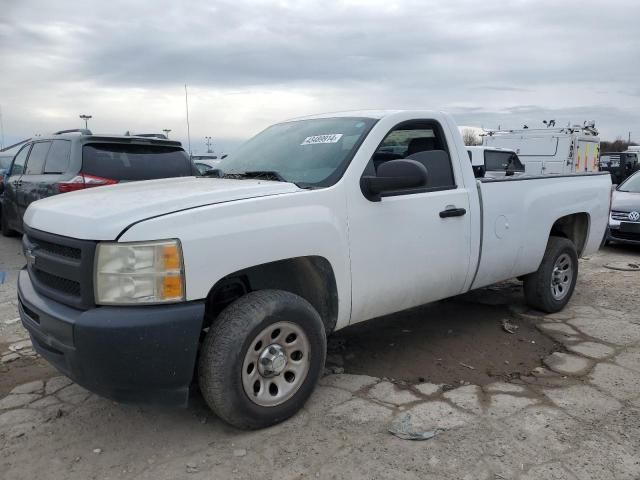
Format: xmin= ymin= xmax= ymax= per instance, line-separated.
xmin=1 ymin=234 xmax=640 ymax=479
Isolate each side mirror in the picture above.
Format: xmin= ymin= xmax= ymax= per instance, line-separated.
xmin=360 ymin=159 xmax=428 ymax=202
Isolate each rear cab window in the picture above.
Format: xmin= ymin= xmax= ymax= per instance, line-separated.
xmin=82 ymin=143 xmax=192 ymax=181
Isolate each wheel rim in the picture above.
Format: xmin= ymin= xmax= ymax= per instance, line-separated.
xmin=241 ymin=321 xmax=311 ymax=407
xmin=550 ymin=253 xmax=573 ymax=300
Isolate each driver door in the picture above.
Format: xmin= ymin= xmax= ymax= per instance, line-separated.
xmin=347 ymin=120 xmax=472 ymax=323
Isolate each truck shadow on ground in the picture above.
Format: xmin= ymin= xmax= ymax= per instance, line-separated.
xmin=328 ymin=281 xmax=559 ymax=386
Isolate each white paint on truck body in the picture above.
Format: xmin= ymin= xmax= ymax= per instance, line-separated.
xmin=24 ymin=110 xmax=611 ymax=331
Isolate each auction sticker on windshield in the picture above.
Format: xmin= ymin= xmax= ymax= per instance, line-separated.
xmin=301 ymin=134 xmax=343 ymax=145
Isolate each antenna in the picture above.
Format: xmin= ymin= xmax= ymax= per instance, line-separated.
xmin=185 ymin=84 xmax=192 ymax=155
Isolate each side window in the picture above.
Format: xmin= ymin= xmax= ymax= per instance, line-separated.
xmin=484 ymin=151 xmax=524 ymax=173
xmin=484 ymin=150 xmax=511 ymax=171
xmin=25 ymin=141 xmax=52 ymax=175
xmin=508 ymin=153 xmax=525 ymax=172
xmin=371 ymin=120 xmax=455 ymax=191
xmin=10 ymin=145 xmax=31 ymax=176
xmin=44 ymin=140 xmax=71 ymax=174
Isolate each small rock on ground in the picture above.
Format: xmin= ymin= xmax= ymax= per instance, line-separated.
xmin=0 ymin=394 xmax=41 ymax=410
xmin=44 ymin=377 xmax=74 ymax=396
xmin=1 ymin=353 xmax=21 ymax=364
xmin=543 ymin=352 xmax=594 ymax=376
xmin=566 ymin=342 xmax=616 ymax=360
xmin=414 ymin=382 xmax=441 ymax=396
xmin=11 ymin=380 xmax=44 ymax=395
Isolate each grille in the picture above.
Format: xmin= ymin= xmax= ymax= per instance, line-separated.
xmin=33 ymin=269 xmax=81 ymax=296
xmin=24 ymin=227 xmax=96 ymax=310
xmin=610 ymin=230 xmax=640 ymax=241
xmin=35 ymin=238 xmax=81 ymax=259
xmin=611 ymin=210 xmax=639 ymax=222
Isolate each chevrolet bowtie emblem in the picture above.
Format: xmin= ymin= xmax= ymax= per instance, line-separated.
xmin=25 ymin=248 xmax=36 ymax=267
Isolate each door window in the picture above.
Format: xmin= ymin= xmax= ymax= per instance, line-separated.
xmin=10 ymin=145 xmax=31 ymax=176
xmin=44 ymin=140 xmax=72 ymax=173
xmin=25 ymin=142 xmax=52 ymax=174
xmin=369 ymin=120 xmax=455 ymax=194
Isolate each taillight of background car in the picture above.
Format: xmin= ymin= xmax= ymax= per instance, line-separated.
xmin=57 ymin=173 xmax=117 ymax=193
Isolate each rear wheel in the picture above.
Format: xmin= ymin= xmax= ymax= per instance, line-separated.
xmin=524 ymin=237 xmax=578 ymax=313
xmin=198 ymin=289 xmax=326 ymax=430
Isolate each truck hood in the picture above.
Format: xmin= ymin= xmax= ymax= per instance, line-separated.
xmin=24 ymin=177 xmax=301 ymax=240
xmin=612 ymin=190 xmax=640 ymax=212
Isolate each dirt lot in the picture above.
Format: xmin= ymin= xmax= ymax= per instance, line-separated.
xmin=331 ymin=288 xmax=558 ymax=385
xmin=1 ymin=234 xmax=640 ymax=480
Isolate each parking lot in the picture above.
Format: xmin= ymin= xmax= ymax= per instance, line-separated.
xmin=1 ymin=233 xmax=640 ymax=479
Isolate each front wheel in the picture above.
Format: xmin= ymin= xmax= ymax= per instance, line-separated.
xmin=524 ymin=237 xmax=578 ymax=313
xmin=198 ymin=290 xmax=326 ymax=430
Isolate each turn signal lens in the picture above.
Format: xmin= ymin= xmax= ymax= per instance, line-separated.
xmin=161 ymin=275 xmax=183 ymax=299
xmin=162 ymin=244 xmax=181 ymax=270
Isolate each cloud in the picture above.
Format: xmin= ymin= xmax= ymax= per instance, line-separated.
xmin=1 ymin=0 xmax=639 ymax=152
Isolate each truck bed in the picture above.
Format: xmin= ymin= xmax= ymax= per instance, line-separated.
xmin=470 ymin=172 xmax=611 ymax=290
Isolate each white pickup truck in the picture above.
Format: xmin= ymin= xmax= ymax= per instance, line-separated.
xmin=17 ymin=110 xmax=611 ymax=429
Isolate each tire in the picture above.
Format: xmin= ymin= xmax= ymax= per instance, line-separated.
xmin=1 ymin=211 xmax=16 ymax=237
xmin=524 ymin=236 xmax=578 ymax=313
xmin=198 ymin=289 xmax=327 ymax=430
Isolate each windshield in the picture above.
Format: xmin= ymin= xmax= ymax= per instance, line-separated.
xmin=0 ymin=156 xmax=12 ymax=170
xmin=618 ymin=171 xmax=640 ymax=193
xmin=215 ymin=117 xmax=376 ymax=186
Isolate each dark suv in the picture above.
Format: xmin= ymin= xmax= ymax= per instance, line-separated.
xmin=1 ymin=130 xmax=197 ymax=236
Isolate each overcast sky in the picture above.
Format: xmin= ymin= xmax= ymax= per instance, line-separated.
xmin=1 ymin=0 xmax=639 ymax=153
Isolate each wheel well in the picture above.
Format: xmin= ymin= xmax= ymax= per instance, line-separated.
xmin=550 ymin=213 xmax=589 ymax=256
xmin=204 ymin=256 xmax=339 ymax=334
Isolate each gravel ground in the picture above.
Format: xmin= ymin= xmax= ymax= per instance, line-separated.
xmin=1 ymin=234 xmax=639 ymax=480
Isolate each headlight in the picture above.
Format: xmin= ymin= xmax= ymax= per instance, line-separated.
xmin=95 ymin=239 xmax=185 ymax=305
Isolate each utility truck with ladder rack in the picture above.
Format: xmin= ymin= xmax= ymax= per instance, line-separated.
xmin=483 ymin=123 xmax=600 ymax=176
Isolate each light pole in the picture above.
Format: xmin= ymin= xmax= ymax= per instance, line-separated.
xmin=79 ymin=114 xmax=92 ymax=130
xmin=205 ymin=136 xmax=213 ymax=153
xmin=162 ymin=129 xmax=171 ymax=139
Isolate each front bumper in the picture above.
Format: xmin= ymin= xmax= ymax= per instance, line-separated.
xmin=608 ymin=226 xmax=640 ymax=246
xmin=17 ymin=269 xmax=205 ymax=407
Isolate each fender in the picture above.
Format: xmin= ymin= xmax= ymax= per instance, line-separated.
xmin=119 ymin=184 xmax=353 ymax=330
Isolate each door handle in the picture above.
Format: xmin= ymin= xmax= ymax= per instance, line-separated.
xmin=439 ymin=207 xmax=466 ymax=218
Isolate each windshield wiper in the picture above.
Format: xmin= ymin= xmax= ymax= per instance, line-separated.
xmin=240 ymin=171 xmax=287 ymax=182
xmin=201 ymin=169 xmax=287 ymax=183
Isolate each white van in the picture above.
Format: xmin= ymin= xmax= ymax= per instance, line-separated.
xmin=482 ymin=124 xmax=600 ymax=175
